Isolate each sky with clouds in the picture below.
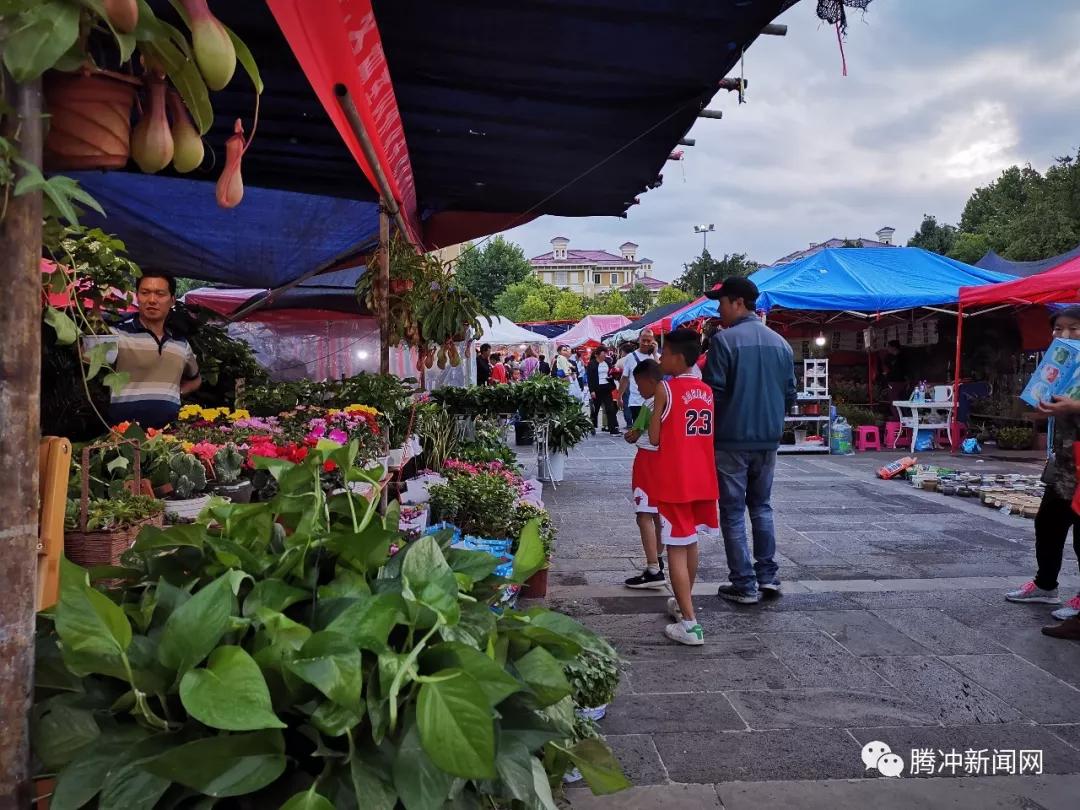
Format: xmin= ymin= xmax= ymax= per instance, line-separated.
xmin=498 ymin=0 xmax=1080 ymax=278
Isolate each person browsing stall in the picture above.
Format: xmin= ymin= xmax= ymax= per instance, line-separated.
xmin=618 ymin=328 xmax=659 ymax=428
xmin=647 ymin=329 xmax=720 ymax=646
xmin=107 ymin=272 xmax=201 ymax=429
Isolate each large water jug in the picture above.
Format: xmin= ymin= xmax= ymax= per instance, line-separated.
xmin=831 ymin=417 xmax=853 ymax=455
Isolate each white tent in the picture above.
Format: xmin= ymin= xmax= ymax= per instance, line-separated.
xmin=476 ymin=316 xmax=549 ymax=346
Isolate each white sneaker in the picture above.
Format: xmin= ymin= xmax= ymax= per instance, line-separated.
xmin=1005 ymin=581 xmax=1060 ymax=604
xmin=664 ymin=621 xmax=704 ymax=646
xmin=1051 ymin=594 xmax=1080 ymax=620
xmin=667 ymin=597 xmax=683 ymax=621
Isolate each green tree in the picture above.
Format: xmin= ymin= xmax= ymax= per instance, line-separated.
xmin=656 ymin=286 xmax=692 ymax=306
xmin=622 ymin=283 xmax=653 ymax=314
xmin=517 ymin=294 xmax=552 ymax=321
xmin=673 ymin=250 xmax=758 ymax=293
xmin=587 ymin=289 xmax=632 ymax=316
xmin=552 ymin=291 xmax=586 ymax=321
xmin=907 ymin=215 xmax=957 ymax=255
xmin=453 ymin=235 xmax=533 ymax=309
xmin=947 ymin=232 xmax=992 ymax=264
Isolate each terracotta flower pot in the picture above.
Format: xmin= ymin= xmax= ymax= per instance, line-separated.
xmin=522 ymin=567 xmax=549 ymax=599
xmin=44 ymin=69 xmax=141 ymax=171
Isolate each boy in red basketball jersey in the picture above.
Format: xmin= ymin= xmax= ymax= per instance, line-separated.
xmin=648 ymin=329 xmax=720 ymax=645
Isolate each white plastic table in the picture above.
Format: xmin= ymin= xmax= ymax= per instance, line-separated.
xmin=892 ymin=400 xmax=954 ymax=452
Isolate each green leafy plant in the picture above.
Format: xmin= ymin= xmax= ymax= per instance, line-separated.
xmin=995 ymin=425 xmax=1034 ymax=450
xmin=212 ymin=443 xmax=244 ymax=485
xmin=507 ymin=503 xmax=556 ymax=559
xmin=429 ymin=472 xmax=518 ymax=539
xmin=34 ymin=444 xmax=628 ymax=806
xmin=176 ymin=302 xmax=268 ymax=394
xmin=454 ymin=440 xmax=519 ymax=467
xmin=835 ymin=404 xmax=879 ymax=427
xmin=416 ymin=404 xmax=463 ymax=471
xmin=64 ymin=490 xmax=163 ymax=531
xmin=546 ymin=403 xmax=593 ymax=454
xmin=168 ymin=451 xmax=207 ymax=499
xmin=565 ymin=647 xmax=622 ymax=710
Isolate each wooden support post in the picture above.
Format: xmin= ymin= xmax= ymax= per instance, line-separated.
xmin=0 ymin=73 xmax=43 ymax=808
xmin=378 ymin=205 xmax=390 ymax=375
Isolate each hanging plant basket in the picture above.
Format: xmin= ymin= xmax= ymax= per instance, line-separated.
xmin=44 ymin=69 xmax=141 ymax=171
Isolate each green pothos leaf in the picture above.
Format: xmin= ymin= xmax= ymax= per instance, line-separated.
xmin=102 ymin=371 xmax=131 ymax=395
xmin=44 ymin=306 xmax=79 ymax=345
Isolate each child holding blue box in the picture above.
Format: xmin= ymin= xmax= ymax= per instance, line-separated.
xmin=1006 ymin=307 xmax=1080 ymax=640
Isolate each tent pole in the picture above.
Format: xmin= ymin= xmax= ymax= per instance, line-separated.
xmin=0 ymin=72 xmax=42 ymax=807
xmin=952 ymin=303 xmax=964 ymax=454
xmin=379 ymin=206 xmax=390 ymax=375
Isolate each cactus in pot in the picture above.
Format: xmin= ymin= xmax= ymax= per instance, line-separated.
xmin=169 ymin=453 xmax=207 ymax=500
xmin=213 ymin=444 xmax=244 ymax=485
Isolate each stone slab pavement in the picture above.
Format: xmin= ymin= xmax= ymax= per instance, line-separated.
xmin=516 ymin=434 xmax=1080 ymax=809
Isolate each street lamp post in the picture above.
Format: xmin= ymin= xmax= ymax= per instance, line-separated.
xmin=693 ymin=224 xmax=715 ymax=292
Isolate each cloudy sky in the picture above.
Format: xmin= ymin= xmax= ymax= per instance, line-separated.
xmin=498 ymin=0 xmax=1080 ymax=278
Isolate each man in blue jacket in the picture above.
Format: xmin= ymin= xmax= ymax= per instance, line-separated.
xmin=703 ymin=278 xmax=797 ymax=604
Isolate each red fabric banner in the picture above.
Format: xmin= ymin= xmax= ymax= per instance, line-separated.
xmin=267 ymin=0 xmax=421 ymax=244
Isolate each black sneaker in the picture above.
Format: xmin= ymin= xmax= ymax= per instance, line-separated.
xmin=625 ymin=568 xmax=666 ymax=590
xmin=717 ymin=584 xmax=761 ymax=604
xmin=759 ymin=580 xmax=782 ymax=599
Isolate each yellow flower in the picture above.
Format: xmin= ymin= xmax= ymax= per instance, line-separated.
xmin=160 ymin=434 xmax=179 ymax=443
xmin=227 ymin=408 xmax=251 ymax=421
xmin=179 ymin=405 xmax=201 ymax=420
xmin=326 ymin=408 xmax=341 ymax=416
xmin=345 ymin=404 xmax=379 ymax=416
xmin=181 ymin=441 xmax=194 ymax=452
xmin=201 ymin=408 xmax=222 ymax=421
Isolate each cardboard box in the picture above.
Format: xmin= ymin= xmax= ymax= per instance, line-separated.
xmin=1020 ymin=338 xmax=1080 ymax=407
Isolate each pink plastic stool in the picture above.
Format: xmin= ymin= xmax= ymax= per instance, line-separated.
xmin=854 ymin=425 xmax=882 ymax=452
xmin=885 ymin=421 xmax=906 ymax=449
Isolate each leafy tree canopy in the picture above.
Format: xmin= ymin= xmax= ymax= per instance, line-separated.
xmin=453 ymin=236 xmax=533 ymax=309
xmin=656 ymin=286 xmax=693 ymax=306
xmin=586 ymin=289 xmax=633 ymax=316
xmin=907 ymin=214 xmax=957 ymax=255
xmin=552 ymin=291 xmax=586 ymax=321
xmin=622 ymin=284 xmax=653 ymax=314
xmin=673 ymin=250 xmax=759 ymax=293
xmin=517 ymin=294 xmax=552 ymax=322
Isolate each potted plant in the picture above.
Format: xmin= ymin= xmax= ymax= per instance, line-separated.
xmin=428 ymin=471 xmax=517 ymax=540
xmin=63 ymin=490 xmax=164 ymax=569
xmin=565 ymin=646 xmax=622 ymax=721
xmin=209 ymin=443 xmax=251 ymax=503
xmin=1 ymin=0 xmax=262 ymax=182
xmin=399 ymin=502 xmax=430 ymax=538
xmin=540 ymin=402 xmax=593 ymax=482
xmin=508 ymin=503 xmax=556 ymax=598
xmin=33 ymin=444 xmax=629 ymax=805
xmin=163 ymin=451 xmax=210 ymax=520
xmin=996 ymin=425 xmax=1034 ymax=451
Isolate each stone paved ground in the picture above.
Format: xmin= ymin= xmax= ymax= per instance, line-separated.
xmin=520 ymin=434 xmax=1080 ymax=809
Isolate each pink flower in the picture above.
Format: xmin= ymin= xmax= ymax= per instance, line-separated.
xmin=328 ymin=429 xmax=348 ymax=444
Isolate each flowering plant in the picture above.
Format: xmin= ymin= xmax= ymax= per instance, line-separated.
xmin=443 ymin=458 xmax=525 ymax=493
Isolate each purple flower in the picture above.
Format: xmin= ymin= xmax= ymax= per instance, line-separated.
xmin=328 ymin=429 xmax=349 ymax=444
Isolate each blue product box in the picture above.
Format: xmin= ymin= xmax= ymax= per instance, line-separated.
xmin=1020 ymin=338 xmax=1080 ymax=407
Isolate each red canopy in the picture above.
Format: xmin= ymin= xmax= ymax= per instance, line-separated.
xmin=959 ymin=254 xmax=1080 ymax=306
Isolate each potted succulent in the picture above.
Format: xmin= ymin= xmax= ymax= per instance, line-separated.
xmin=209 ymin=443 xmax=251 ymax=503
xmin=163 ymin=452 xmax=210 ymax=520
xmin=565 ymin=646 xmax=622 ymax=721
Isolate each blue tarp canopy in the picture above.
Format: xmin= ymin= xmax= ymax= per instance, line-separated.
xmin=73 ymin=173 xmax=380 ymax=288
xmin=975 ymin=244 xmax=1080 ymax=278
xmin=668 ymin=248 xmax=1017 ymax=327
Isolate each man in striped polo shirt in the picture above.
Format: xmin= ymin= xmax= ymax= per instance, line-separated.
xmin=109 ymin=273 xmax=201 ymax=428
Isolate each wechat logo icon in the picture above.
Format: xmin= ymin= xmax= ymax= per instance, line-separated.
xmin=862 ymin=741 xmax=905 ymax=778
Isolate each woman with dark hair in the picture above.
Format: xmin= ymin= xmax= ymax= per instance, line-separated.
xmin=1006 ymin=305 xmax=1080 ymax=640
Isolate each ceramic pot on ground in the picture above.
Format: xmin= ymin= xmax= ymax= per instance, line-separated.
xmin=164 ymin=493 xmax=213 ymax=521
xmin=210 ymin=479 xmax=253 ymax=504
xmin=538 ymin=451 xmax=566 ymax=483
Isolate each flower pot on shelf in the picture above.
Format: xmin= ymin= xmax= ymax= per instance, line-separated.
xmin=43 ymin=69 xmax=141 ymax=171
xmin=521 ymin=566 xmax=549 ymax=599
xmin=164 ymin=494 xmax=213 ymax=522
xmin=388 ymin=447 xmax=406 ymax=469
xmin=209 ymin=479 xmax=253 ymax=504
xmin=538 ymin=451 xmax=566 ymax=482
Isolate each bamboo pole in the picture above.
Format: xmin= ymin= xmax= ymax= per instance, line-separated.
xmin=379 ymin=206 xmax=390 ymax=375
xmin=0 ymin=72 xmax=43 ymax=808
